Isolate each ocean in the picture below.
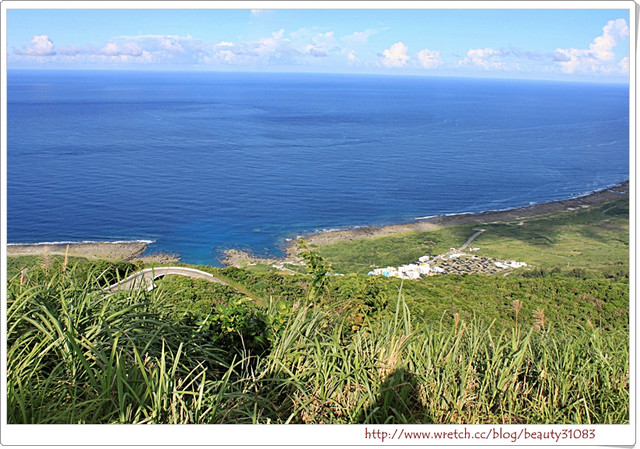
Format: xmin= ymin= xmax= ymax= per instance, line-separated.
xmin=7 ymin=70 xmax=629 ymax=265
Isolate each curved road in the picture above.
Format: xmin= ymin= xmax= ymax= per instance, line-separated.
xmin=105 ymin=267 xmax=230 ymax=292
xmin=460 ymin=228 xmax=486 ymax=250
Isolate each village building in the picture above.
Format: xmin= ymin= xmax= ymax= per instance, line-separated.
xmin=368 ymin=249 xmax=527 ymax=280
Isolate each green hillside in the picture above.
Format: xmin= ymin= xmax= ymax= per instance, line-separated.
xmin=5 ymin=194 xmax=629 ymax=425
xmin=314 ymin=195 xmax=629 ymax=277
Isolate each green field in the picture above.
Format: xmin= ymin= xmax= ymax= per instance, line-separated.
xmin=5 ymin=194 xmax=629 ymax=425
xmin=315 ymin=195 xmax=629 ymax=277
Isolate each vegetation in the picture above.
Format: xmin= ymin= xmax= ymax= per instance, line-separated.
xmin=315 ymin=196 xmax=629 ymax=276
xmin=6 ymin=195 xmax=629 ymax=424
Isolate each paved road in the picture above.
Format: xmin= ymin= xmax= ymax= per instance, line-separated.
xmin=105 ymin=267 xmax=230 ymax=292
xmin=593 ymin=205 xmax=617 ymax=224
xmin=460 ymin=228 xmax=486 ymax=250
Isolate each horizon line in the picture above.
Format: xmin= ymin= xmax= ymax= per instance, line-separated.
xmin=6 ymin=66 xmax=631 ymax=85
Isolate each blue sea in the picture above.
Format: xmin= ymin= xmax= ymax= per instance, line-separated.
xmin=7 ymin=70 xmax=629 ymax=265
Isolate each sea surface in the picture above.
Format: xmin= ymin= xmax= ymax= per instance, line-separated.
xmin=7 ymin=70 xmax=629 ymax=265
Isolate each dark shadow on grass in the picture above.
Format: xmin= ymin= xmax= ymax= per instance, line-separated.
xmin=357 ymin=368 xmax=430 ymax=424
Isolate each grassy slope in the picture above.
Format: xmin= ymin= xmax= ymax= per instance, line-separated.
xmin=6 ymin=266 xmax=629 ymax=424
xmin=5 ymin=194 xmax=630 ymax=425
xmin=315 ymin=195 xmax=629 ymax=276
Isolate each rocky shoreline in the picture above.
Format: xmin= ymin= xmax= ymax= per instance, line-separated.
xmin=7 ymin=241 xmax=179 ymax=264
xmin=221 ymin=181 xmax=629 ymax=268
xmin=8 ymin=181 xmax=628 ymax=268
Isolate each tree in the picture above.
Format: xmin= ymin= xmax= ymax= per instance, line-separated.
xmin=297 ymin=239 xmax=332 ymax=301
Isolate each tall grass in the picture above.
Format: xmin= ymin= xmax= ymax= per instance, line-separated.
xmin=7 ymin=266 xmax=240 ymax=423
xmin=6 ymin=265 xmax=628 ymax=424
xmin=250 ymin=288 xmax=628 ymax=424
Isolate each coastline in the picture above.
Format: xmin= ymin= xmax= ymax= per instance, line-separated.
xmin=304 ymin=181 xmax=629 ymax=246
xmin=7 ymin=240 xmax=179 ymax=264
xmin=7 ymin=181 xmax=628 ymax=266
xmin=222 ymin=180 xmax=629 ymax=267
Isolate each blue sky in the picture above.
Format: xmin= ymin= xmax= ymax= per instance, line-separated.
xmin=4 ymin=4 xmax=632 ymax=82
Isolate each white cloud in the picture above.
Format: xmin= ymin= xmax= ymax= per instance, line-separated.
xmin=553 ymin=18 xmax=629 ymax=74
xmin=256 ymin=29 xmax=286 ymax=54
xmin=313 ymin=31 xmax=337 ymax=49
xmin=15 ymin=34 xmax=56 ymax=56
xmin=100 ymin=35 xmax=208 ymax=64
xmin=101 ymin=41 xmax=143 ymax=57
xmin=212 ymin=42 xmax=245 ymax=64
xmin=252 ymin=29 xmax=300 ymax=63
xmin=12 ymin=34 xmax=211 ymax=65
xmin=619 ymin=56 xmax=630 ymax=73
xmin=9 ymin=17 xmax=631 ymax=81
xmin=211 ymin=40 xmax=262 ymax=64
xmin=159 ymin=36 xmax=186 ymax=54
xmin=459 ymin=47 xmax=507 ymax=70
xmin=454 ymin=19 xmax=629 ymax=77
xmin=346 ymin=51 xmax=359 ymax=65
xmin=341 ymin=29 xmax=378 ymax=47
xmin=207 ymin=29 xmax=303 ymax=65
xmin=303 ymin=31 xmax=337 ymax=57
xmin=380 ymin=42 xmax=409 ymax=68
xmin=417 ymin=48 xmax=443 ymax=69
xmin=9 ymin=30 xmax=408 ymax=71
xmin=591 ymin=18 xmax=628 ymax=60
xmin=305 ymin=45 xmax=327 ymax=57
xmin=258 ymin=28 xmax=285 ymax=48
